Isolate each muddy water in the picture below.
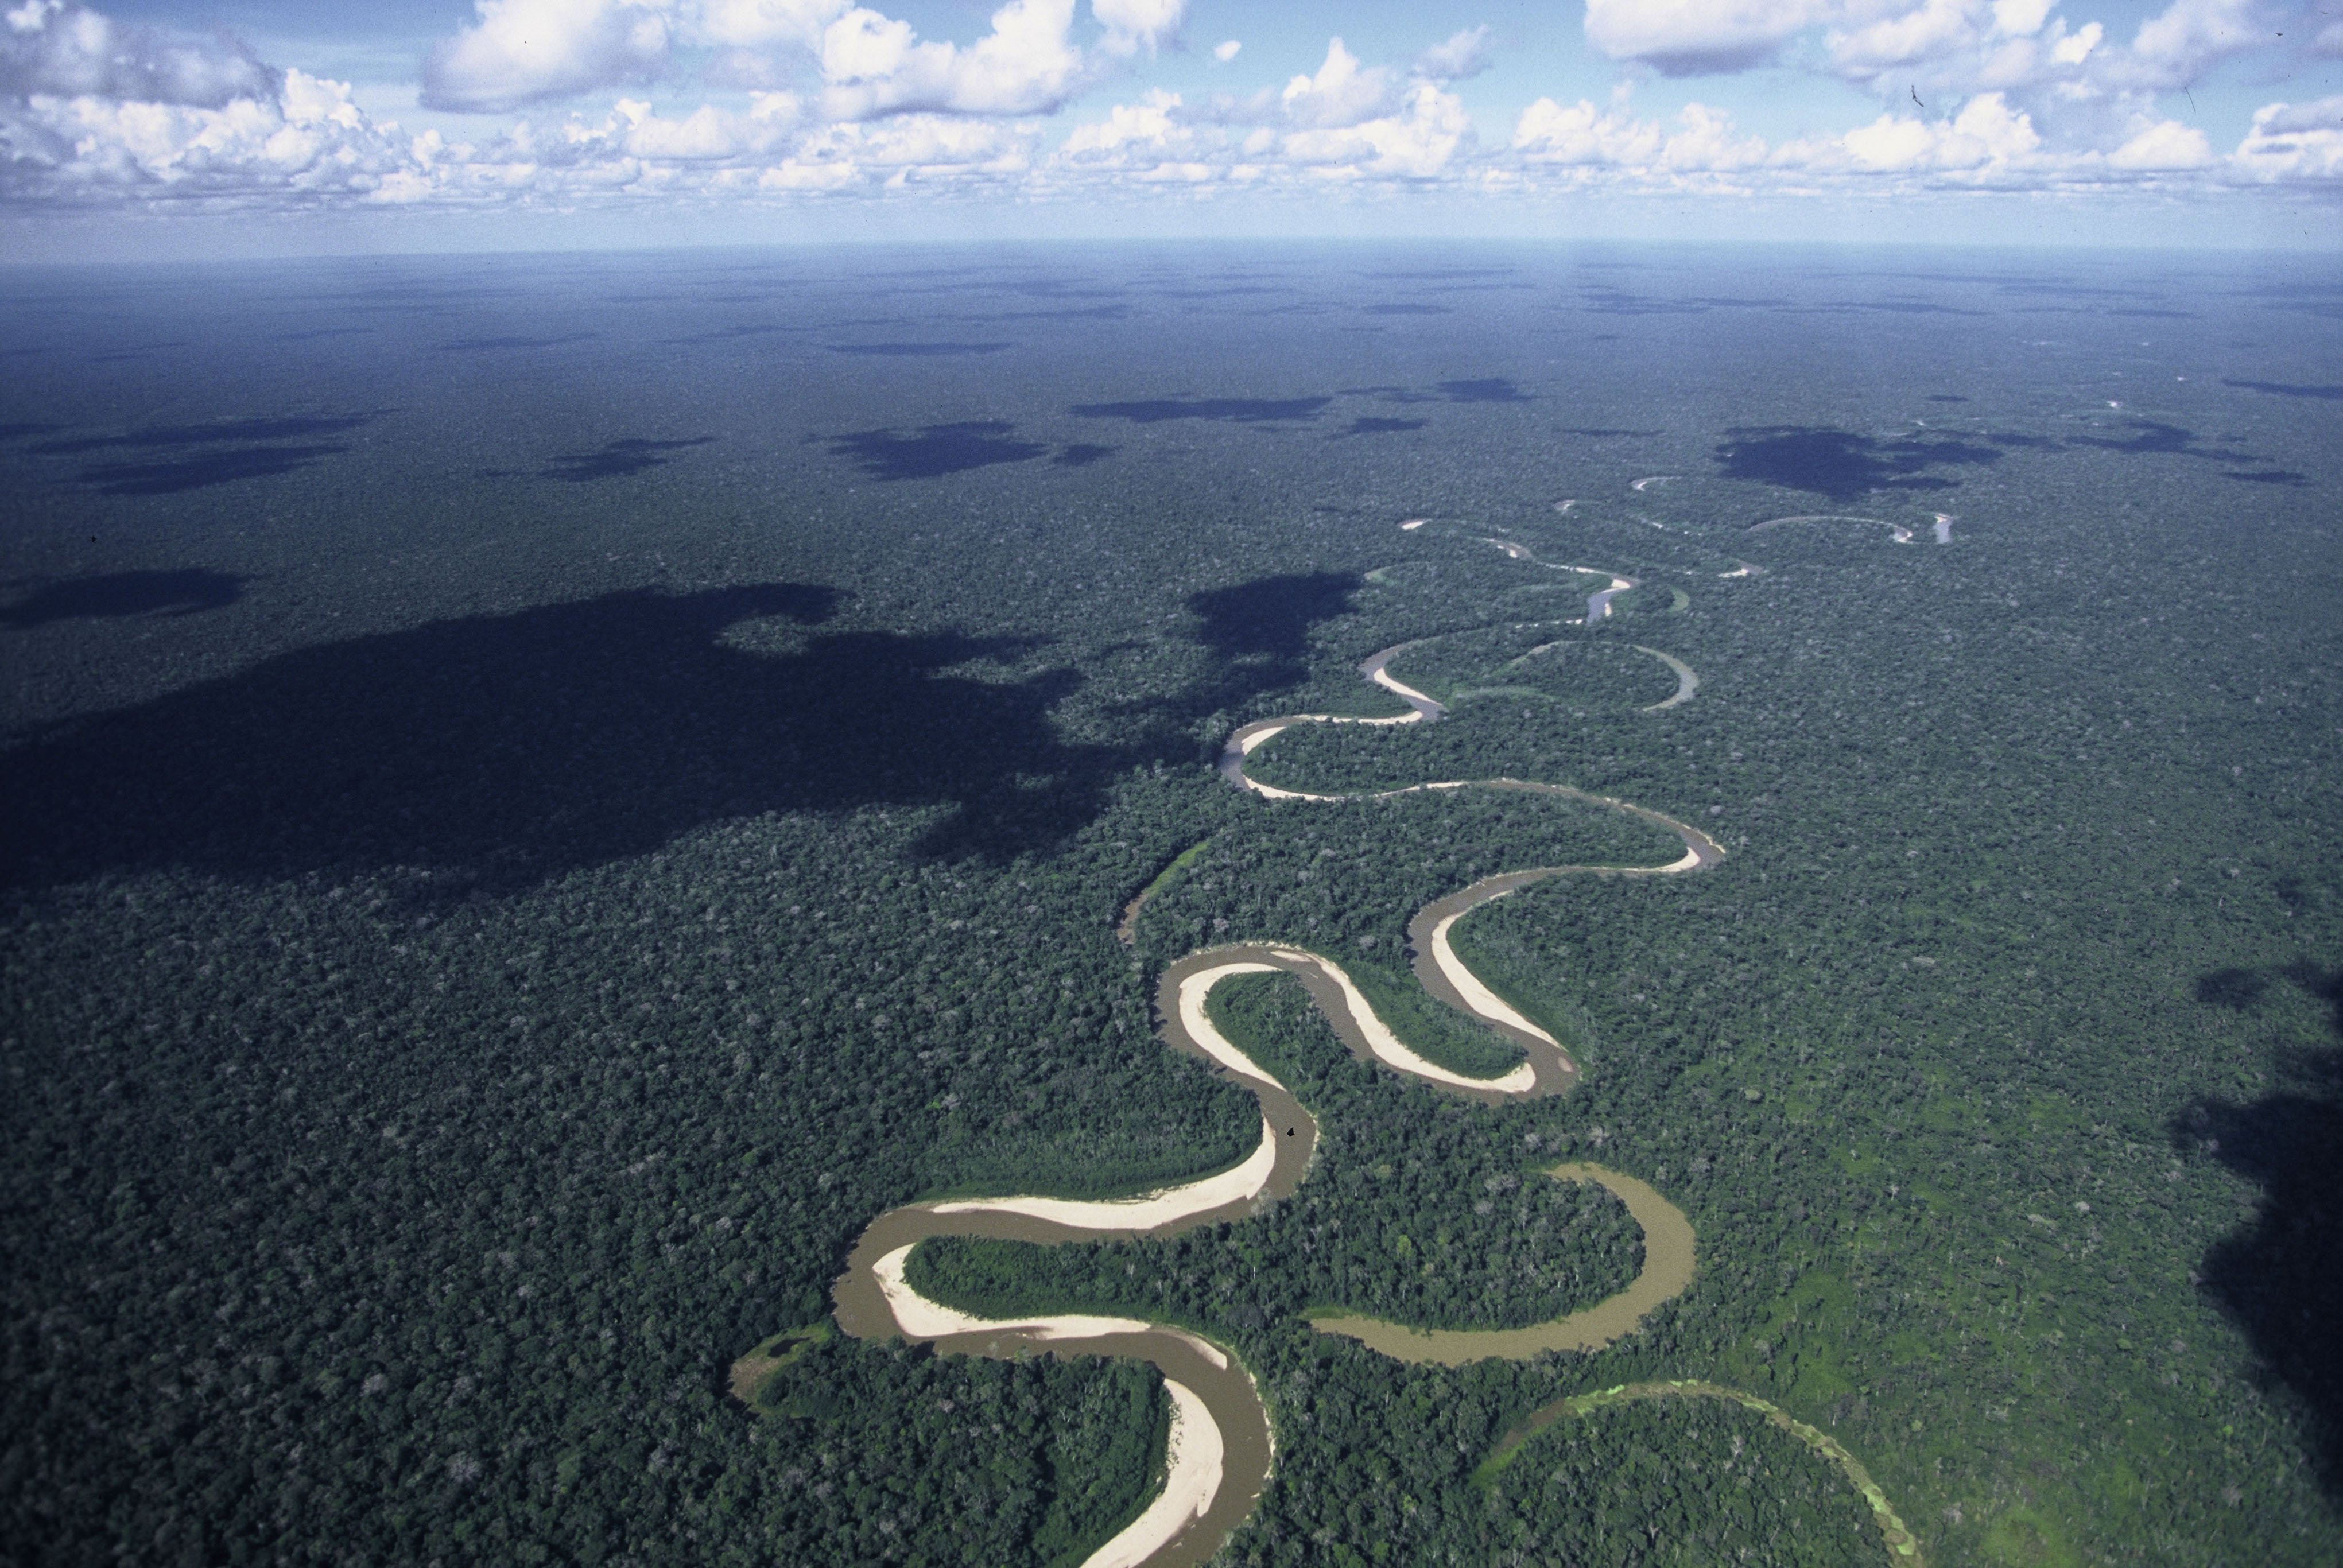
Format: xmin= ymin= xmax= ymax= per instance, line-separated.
xmin=811 ymin=553 xmax=1910 ymax=1566
xmin=1309 ymin=1165 xmax=1696 ymax=1364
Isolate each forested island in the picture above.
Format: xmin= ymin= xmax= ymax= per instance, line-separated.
xmin=2 ymin=246 xmax=2337 ymax=1566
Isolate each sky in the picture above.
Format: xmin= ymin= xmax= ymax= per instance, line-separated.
xmin=2 ymin=0 xmax=2340 ymax=258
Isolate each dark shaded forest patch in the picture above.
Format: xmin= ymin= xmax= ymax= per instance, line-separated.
xmin=1714 ymin=426 xmax=2001 ymax=500
xmin=2183 ymin=963 xmax=2343 ymax=1499
xmin=542 ymin=436 xmax=714 ymax=482
xmin=829 ymin=422 xmax=1049 ymax=480
xmin=2 ymin=569 xmax=246 ymax=628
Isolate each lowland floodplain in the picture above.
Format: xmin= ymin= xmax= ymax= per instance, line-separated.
xmin=2 ymin=243 xmax=2338 ymax=1567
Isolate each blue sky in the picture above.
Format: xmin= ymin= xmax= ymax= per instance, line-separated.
xmin=3 ymin=0 xmax=2340 ymax=257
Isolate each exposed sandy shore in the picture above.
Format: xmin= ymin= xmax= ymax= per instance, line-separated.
xmin=1933 ymin=513 xmax=1954 ymax=544
xmin=1177 ymin=962 xmax=1287 ymax=1086
xmin=1629 ymin=475 xmax=1678 ymax=491
xmin=1399 ymin=518 xmax=1427 ymax=530
xmin=931 ymin=1116 xmax=1279 ymax=1231
xmin=1267 ymin=946 xmax=1538 ymax=1095
xmin=1425 ymin=901 xmax=1564 ymax=1051
xmin=1082 ymin=1380 xmax=1225 ymax=1568
xmin=875 ymin=1245 xmax=1157 ymax=1341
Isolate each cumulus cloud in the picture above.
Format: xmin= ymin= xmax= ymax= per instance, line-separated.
xmin=2232 ymin=94 xmax=2343 ymax=180
xmin=1415 ymin=25 xmax=1492 ymax=82
xmin=1512 ymin=95 xmax=1665 ymax=166
xmin=422 ymin=0 xmax=674 ymax=113
xmin=1091 ymin=0 xmax=1184 ymax=56
xmin=4 ymin=0 xmax=2339 ymax=219
xmin=1584 ymin=0 xmax=1831 ymax=76
xmin=3 ymin=0 xmax=272 ymax=106
xmin=1279 ymin=38 xmax=1399 ymax=129
xmin=1212 ymin=38 xmax=1240 ymax=63
xmin=2119 ymin=0 xmax=2263 ymax=89
xmin=2107 ymin=115 xmax=2213 ymax=168
xmin=815 ymin=0 xmax=1085 ymax=119
xmin=1584 ymin=0 xmax=2271 ymax=105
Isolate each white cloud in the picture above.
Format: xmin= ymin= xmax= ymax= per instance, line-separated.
xmin=1837 ymin=91 xmax=2042 ymax=170
xmin=1512 ymin=95 xmax=1665 ymax=166
xmin=1415 ymin=25 xmax=1492 ymax=83
xmin=1280 ymin=38 xmax=1399 ymax=129
xmin=1584 ymin=0 xmax=1832 ymax=76
xmin=422 ymin=0 xmax=674 ymax=113
xmin=2108 ymin=115 xmax=2212 ymax=168
xmin=2121 ymin=0 xmax=2263 ymax=89
xmin=696 ymin=0 xmax=850 ymax=49
xmin=1280 ymin=81 xmax=1470 ymax=178
xmin=2 ymin=0 xmax=272 ymax=106
xmin=816 ymin=0 xmax=1087 ymax=119
xmin=2231 ymin=94 xmax=2343 ymax=180
xmin=1091 ymin=0 xmax=1184 ymax=55
xmin=1212 ymin=38 xmax=1240 ymax=63
xmin=9 ymin=0 xmax=2343 ymax=220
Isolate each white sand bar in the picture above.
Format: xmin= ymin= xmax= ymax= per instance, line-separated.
xmin=1427 ymin=902 xmax=1567 ymax=1052
xmin=1178 ymin=963 xmax=1285 ymax=1085
xmin=1081 ymin=1380 xmax=1225 ymax=1568
xmin=875 ymin=1246 xmax=1156 ymax=1340
xmin=1399 ymin=518 xmax=1427 ymax=530
xmin=1270 ymin=947 xmax=1538 ymax=1096
xmin=932 ymin=1118 xmax=1278 ymax=1231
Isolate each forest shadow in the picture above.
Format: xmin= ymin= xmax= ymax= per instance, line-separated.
xmin=4 ymin=572 xmax=1371 ymax=891
xmin=827 ymin=341 xmax=1013 ymax=356
xmin=1186 ymin=573 xmax=1363 ymax=711
xmin=33 ymin=413 xmax=383 ymax=496
xmin=2 ymin=569 xmax=246 ymax=628
xmin=1436 ymin=378 xmax=1530 ymax=402
xmin=2068 ymin=420 xmax=2246 ymax=460
xmin=33 ymin=416 xmax=378 ymax=455
xmin=1714 ymin=425 xmax=2001 ymax=500
xmin=1070 ymin=397 xmax=1333 ymax=425
xmin=436 ymin=334 xmax=597 ymax=352
xmin=542 ymin=437 xmax=713 ymax=482
xmin=2223 ymin=379 xmax=2343 ymax=401
xmin=2181 ymin=961 xmax=2343 ymax=1499
xmin=74 ymin=445 xmax=347 ymax=495
xmin=829 ymin=422 xmax=1049 ymax=480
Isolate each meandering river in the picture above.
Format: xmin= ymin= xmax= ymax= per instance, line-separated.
xmin=772 ymin=525 xmax=1915 ymax=1566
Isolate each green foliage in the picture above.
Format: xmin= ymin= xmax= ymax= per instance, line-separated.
xmin=909 ymin=972 xmax=1643 ymax=1337
xmin=1483 ymin=1396 xmax=1882 ymax=1567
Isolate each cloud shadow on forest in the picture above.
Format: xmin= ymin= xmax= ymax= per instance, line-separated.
xmin=74 ymin=444 xmax=348 ymax=495
xmin=2181 ymin=962 xmax=2343 ymax=1500
xmin=30 ymin=413 xmax=384 ymax=496
xmin=829 ymin=421 xmax=1050 ymax=480
xmin=542 ymin=437 xmax=714 ymax=482
xmin=1714 ymin=426 xmax=2002 ymax=501
xmin=828 ymin=341 xmax=1014 ymax=356
xmin=1070 ymin=397 xmax=1333 ymax=425
xmin=3 ymin=571 xmax=1374 ymax=888
xmin=2223 ymin=379 xmax=2343 ymax=401
xmin=1335 ymin=417 xmax=1427 ymax=437
xmin=2 ymin=569 xmax=246 ymax=628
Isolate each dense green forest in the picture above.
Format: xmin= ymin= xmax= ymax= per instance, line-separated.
xmin=1481 ymin=1393 xmax=1887 ymax=1567
xmin=3 ymin=249 xmax=2339 ymax=1565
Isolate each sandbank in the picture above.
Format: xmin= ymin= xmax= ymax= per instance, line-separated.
xmin=930 ymin=1117 xmax=1279 ymax=1231
xmin=1081 ymin=1380 xmax=1225 ymax=1568
xmin=1267 ymin=947 xmax=1538 ymax=1095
